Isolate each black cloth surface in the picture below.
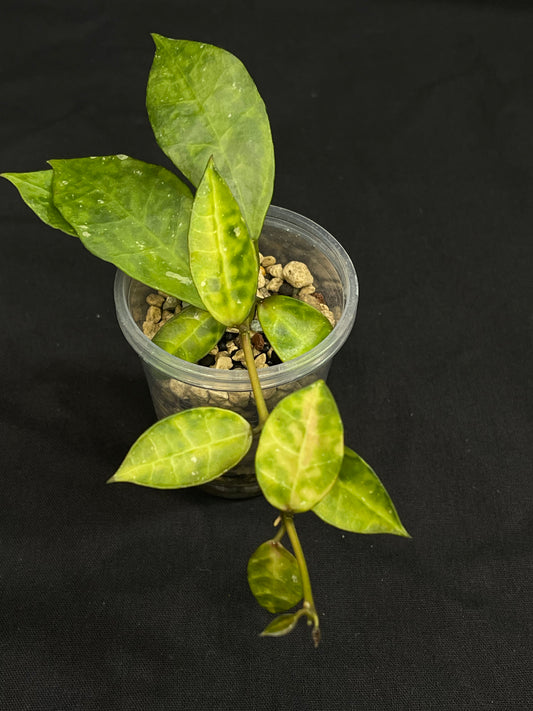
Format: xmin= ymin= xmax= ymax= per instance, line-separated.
xmin=1 ymin=1 xmax=532 ymax=709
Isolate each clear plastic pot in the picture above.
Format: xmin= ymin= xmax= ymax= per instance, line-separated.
xmin=114 ymin=205 xmax=358 ymax=498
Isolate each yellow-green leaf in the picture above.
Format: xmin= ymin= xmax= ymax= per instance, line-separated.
xmin=255 ymin=380 xmax=344 ymax=512
xmin=189 ymin=158 xmax=258 ymax=326
xmin=313 ymin=447 xmax=410 ymax=537
xmin=260 ymin=613 xmax=300 ymax=638
xmin=257 ymin=294 xmax=333 ymax=361
xmin=147 ymin=35 xmax=274 ymax=239
xmin=1 ymin=170 xmax=77 ymax=235
xmin=247 ymin=541 xmax=303 ymax=613
xmin=152 ymin=306 xmax=225 ymax=362
xmin=109 ymin=407 xmax=252 ymax=489
xmin=49 ymin=155 xmax=203 ymax=307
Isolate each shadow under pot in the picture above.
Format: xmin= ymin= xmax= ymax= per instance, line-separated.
xmin=114 ymin=205 xmax=358 ymax=499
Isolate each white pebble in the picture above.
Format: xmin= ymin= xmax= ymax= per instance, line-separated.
xmin=267 ymin=277 xmax=283 ymax=292
xmin=214 ymin=353 xmax=233 ymax=370
xmin=254 ymin=353 xmax=267 ymax=368
xmin=283 ymin=261 xmax=313 ymax=288
xmin=267 ymin=263 xmax=283 ymax=279
xmin=260 ymin=255 xmax=276 ymax=267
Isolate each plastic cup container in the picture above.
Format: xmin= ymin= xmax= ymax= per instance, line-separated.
xmin=114 ymin=205 xmax=358 ymax=498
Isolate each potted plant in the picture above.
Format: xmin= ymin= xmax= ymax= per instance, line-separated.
xmin=2 ymin=34 xmax=409 ymax=646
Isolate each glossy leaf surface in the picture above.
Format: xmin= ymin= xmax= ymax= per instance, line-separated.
xmin=1 ymin=170 xmax=77 ymax=235
xmin=189 ymin=158 xmax=258 ymax=326
xmin=147 ymin=35 xmax=274 ymax=239
xmin=313 ymin=447 xmax=410 ymax=536
xmin=49 ymin=155 xmax=203 ymax=307
xmin=109 ymin=407 xmax=252 ymax=488
xmin=247 ymin=541 xmax=303 ymax=613
xmin=152 ymin=306 xmax=225 ymax=362
xmin=260 ymin=613 xmax=300 ymax=638
xmin=257 ymin=294 xmax=333 ymax=361
xmin=256 ymin=380 xmax=344 ymax=512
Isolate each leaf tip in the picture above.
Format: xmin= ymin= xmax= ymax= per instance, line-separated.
xmin=1 ymin=172 xmax=21 ymax=184
xmin=150 ymin=32 xmax=164 ymax=47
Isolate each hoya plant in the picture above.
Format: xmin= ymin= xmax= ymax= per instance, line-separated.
xmin=2 ymin=35 xmax=409 ymax=646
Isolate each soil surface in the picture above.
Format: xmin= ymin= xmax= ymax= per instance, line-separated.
xmin=142 ymin=253 xmax=336 ymax=369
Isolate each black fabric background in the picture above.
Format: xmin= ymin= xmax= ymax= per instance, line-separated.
xmin=1 ymin=1 xmax=532 ymax=709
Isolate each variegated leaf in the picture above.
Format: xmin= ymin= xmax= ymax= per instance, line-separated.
xmin=247 ymin=540 xmax=303 ymax=613
xmin=147 ymin=35 xmax=274 ymax=239
xmin=257 ymin=294 xmax=332 ymax=361
xmin=255 ymin=380 xmax=344 ymax=512
xmin=260 ymin=613 xmax=300 ymax=638
xmin=189 ymin=158 xmax=258 ymax=326
xmin=313 ymin=447 xmax=410 ymax=537
xmin=49 ymin=155 xmax=203 ymax=307
xmin=152 ymin=306 xmax=225 ymax=362
xmin=109 ymin=407 xmax=252 ymax=488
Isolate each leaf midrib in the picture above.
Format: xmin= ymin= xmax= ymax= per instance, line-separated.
xmin=125 ymin=429 xmax=247 ymax=479
xmin=330 ymin=475 xmax=398 ymax=529
xmin=158 ymin=49 xmax=246 ymax=220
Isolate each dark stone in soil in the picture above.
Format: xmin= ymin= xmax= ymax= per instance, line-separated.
xmin=267 ymin=351 xmax=282 ymax=366
xmin=198 ymin=354 xmax=216 ymax=367
xmin=277 ymin=281 xmax=294 ymax=297
xmin=251 ymin=332 xmax=265 ymax=351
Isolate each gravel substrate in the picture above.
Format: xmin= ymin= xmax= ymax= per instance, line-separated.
xmin=141 ymin=253 xmax=336 ymax=369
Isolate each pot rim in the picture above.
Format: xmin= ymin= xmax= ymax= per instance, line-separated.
xmin=114 ymin=205 xmax=358 ymax=391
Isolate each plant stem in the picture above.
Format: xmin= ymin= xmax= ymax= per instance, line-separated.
xmin=240 ymin=326 xmax=269 ymax=429
xmin=282 ymin=512 xmax=321 ymax=647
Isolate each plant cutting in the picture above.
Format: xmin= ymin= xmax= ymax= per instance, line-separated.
xmin=2 ymin=34 xmax=409 ymax=646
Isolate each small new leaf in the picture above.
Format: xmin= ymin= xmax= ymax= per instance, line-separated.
xmin=109 ymin=407 xmax=252 ymax=488
xmin=247 ymin=541 xmax=303 ymax=613
xmin=257 ymin=294 xmax=333 ymax=361
xmin=152 ymin=306 xmax=225 ymax=362
xmin=49 ymin=155 xmax=204 ymax=307
xmin=260 ymin=612 xmax=300 ymax=638
xmin=1 ymin=170 xmax=77 ymax=236
xmin=256 ymin=380 xmax=344 ymax=512
xmin=189 ymin=158 xmax=258 ymax=326
xmin=313 ymin=447 xmax=410 ymax=537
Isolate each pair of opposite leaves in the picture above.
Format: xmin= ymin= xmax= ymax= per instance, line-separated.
xmin=110 ymin=379 xmax=409 ymax=540
xmin=144 ymin=154 xmax=333 ymax=360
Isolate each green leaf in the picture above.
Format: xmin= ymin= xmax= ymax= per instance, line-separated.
xmin=247 ymin=540 xmax=303 ymax=613
xmin=1 ymin=170 xmax=77 ymax=236
xmin=147 ymin=35 xmax=274 ymax=239
xmin=152 ymin=306 xmax=225 ymax=362
xmin=256 ymin=380 xmax=344 ymax=512
xmin=188 ymin=158 xmax=258 ymax=326
xmin=49 ymin=155 xmax=204 ymax=307
xmin=109 ymin=407 xmax=252 ymax=488
xmin=260 ymin=612 xmax=300 ymax=638
xmin=313 ymin=447 xmax=410 ymax=537
xmin=257 ymin=294 xmax=333 ymax=361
